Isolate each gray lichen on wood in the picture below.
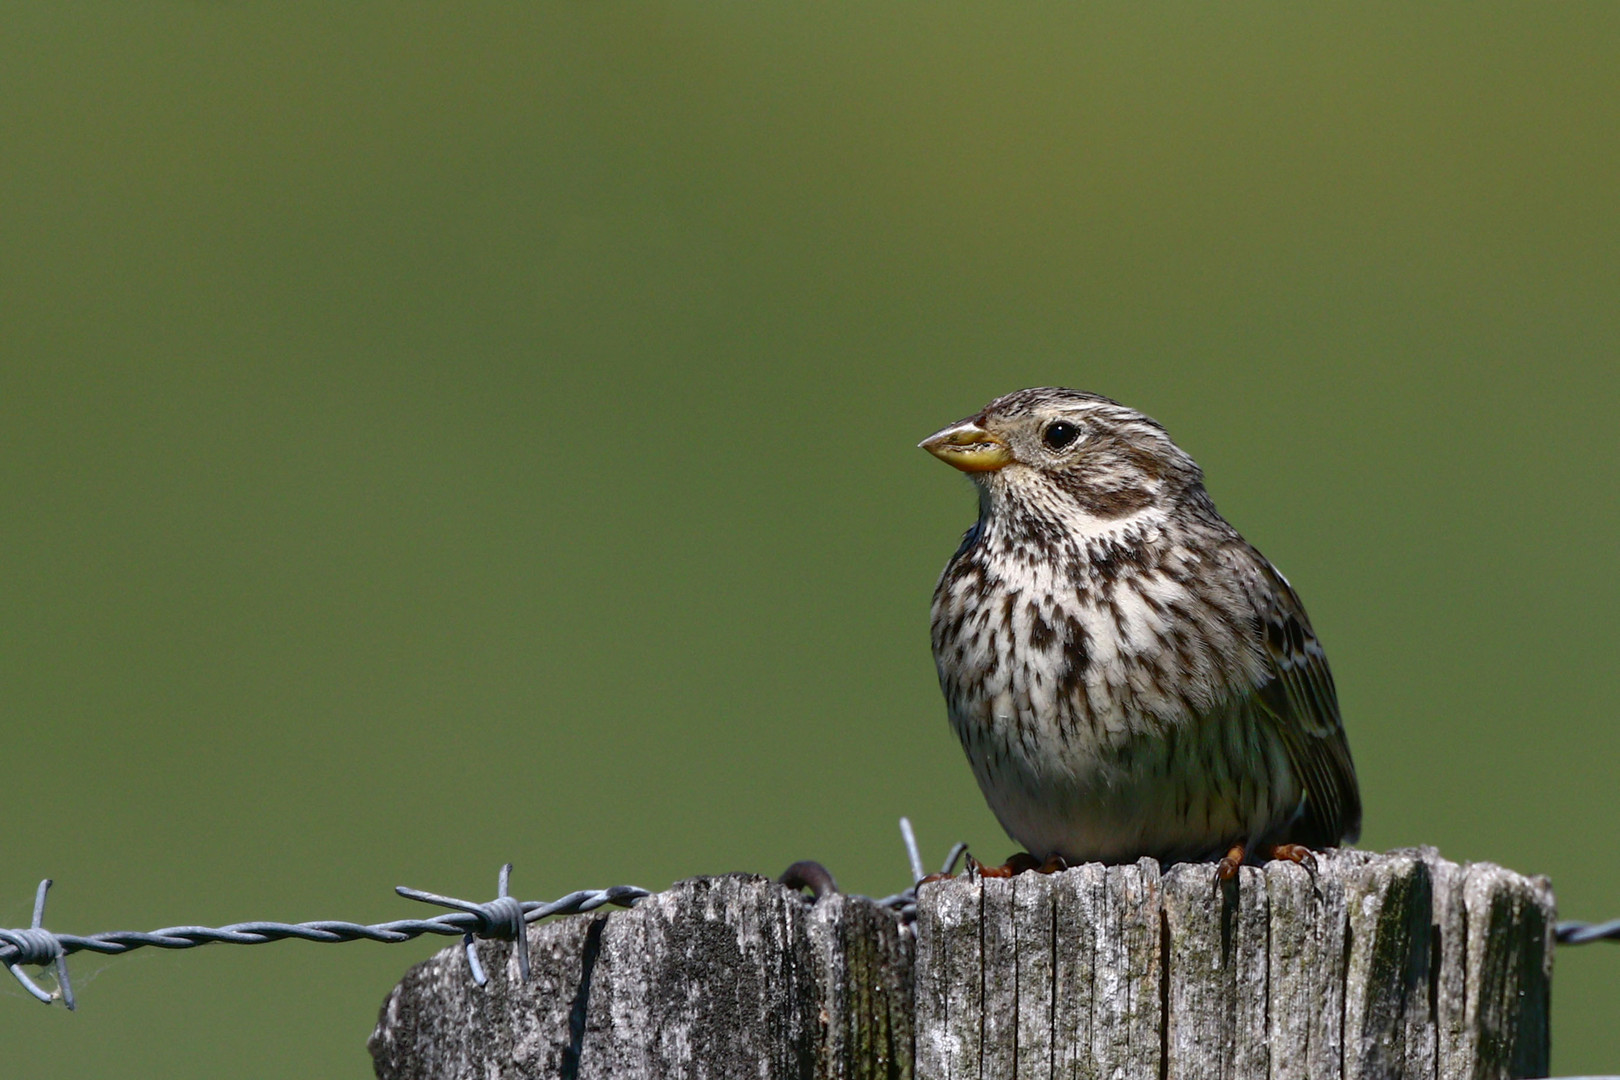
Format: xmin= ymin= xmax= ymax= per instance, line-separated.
xmin=369 ymin=873 xmax=912 ymax=1080
xmin=370 ymin=849 xmax=1553 ymax=1080
xmin=915 ymin=848 xmax=1552 ymax=1080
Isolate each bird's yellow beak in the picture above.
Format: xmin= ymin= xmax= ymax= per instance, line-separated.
xmin=919 ymin=420 xmax=1014 ymax=473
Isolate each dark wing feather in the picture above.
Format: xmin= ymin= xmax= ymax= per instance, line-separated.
xmin=1246 ymin=559 xmax=1362 ymax=847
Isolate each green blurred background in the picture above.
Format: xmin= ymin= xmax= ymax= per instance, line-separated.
xmin=1 ymin=3 xmax=1615 ymax=1075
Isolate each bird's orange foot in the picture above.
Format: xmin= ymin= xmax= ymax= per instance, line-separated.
xmin=970 ymin=852 xmax=1040 ymax=878
xmin=1214 ymin=842 xmax=1322 ymax=895
xmin=921 ymin=851 xmax=1069 ymax=883
xmin=968 ymin=852 xmax=1071 ymax=877
xmin=1215 ymin=843 xmax=1246 ymax=882
xmin=1266 ymin=843 xmax=1319 ymax=878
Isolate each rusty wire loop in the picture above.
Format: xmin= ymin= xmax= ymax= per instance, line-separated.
xmin=1 ymin=818 xmax=1609 ymax=1010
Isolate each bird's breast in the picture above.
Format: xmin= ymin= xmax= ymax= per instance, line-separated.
xmin=931 ymin=530 xmax=1262 ymax=759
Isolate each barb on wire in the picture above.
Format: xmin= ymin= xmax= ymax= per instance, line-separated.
xmin=398 ymin=863 xmax=531 ymax=986
xmin=1556 ymin=919 xmax=1620 ymax=945
xmin=0 ymin=879 xmax=73 ymax=1010
xmin=900 ymin=817 xmax=927 ymax=884
xmin=12 ymin=818 xmax=1607 ymax=1012
xmin=0 ymin=865 xmax=649 ymax=1009
xmin=839 ymin=818 xmax=971 ymax=924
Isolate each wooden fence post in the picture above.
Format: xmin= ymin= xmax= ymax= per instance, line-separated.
xmin=368 ymin=848 xmax=1553 ymax=1080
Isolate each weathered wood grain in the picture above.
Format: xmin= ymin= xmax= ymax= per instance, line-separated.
xmin=369 ymin=874 xmax=912 ymax=1080
xmin=1159 ymin=861 xmax=1271 ymax=1080
xmin=1266 ymin=856 xmax=1348 ymax=1080
xmin=914 ymin=848 xmax=1552 ymax=1080
xmin=370 ymin=851 xmax=1553 ymax=1080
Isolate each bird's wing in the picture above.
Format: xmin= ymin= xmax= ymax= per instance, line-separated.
xmin=1244 ymin=556 xmax=1362 ymax=847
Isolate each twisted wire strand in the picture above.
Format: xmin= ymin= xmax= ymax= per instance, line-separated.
xmin=0 ymin=818 xmax=954 ymax=1009
xmin=3 ymin=821 xmax=1611 ymax=1011
xmin=1556 ymin=919 xmax=1620 ymax=945
xmin=26 ymin=886 xmax=652 ymax=960
xmin=0 ymin=866 xmax=650 ymax=1010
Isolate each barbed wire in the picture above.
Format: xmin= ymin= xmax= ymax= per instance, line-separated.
xmin=0 ymin=821 xmax=1608 ymax=1011
xmin=0 ymin=818 xmax=963 ymax=1011
xmin=0 ymin=866 xmax=649 ymax=1010
xmin=1556 ymin=919 xmax=1620 ymax=945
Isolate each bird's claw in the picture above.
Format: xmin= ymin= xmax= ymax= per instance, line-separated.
xmin=1266 ymin=843 xmax=1320 ymax=884
xmin=969 ymin=853 xmax=1033 ymax=878
xmin=1213 ymin=842 xmax=1324 ymax=896
xmin=966 ymin=852 xmax=1069 ymax=878
xmin=1213 ymin=844 xmax=1245 ymax=896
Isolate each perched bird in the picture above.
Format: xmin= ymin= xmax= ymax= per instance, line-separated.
xmin=921 ymin=388 xmax=1359 ymax=875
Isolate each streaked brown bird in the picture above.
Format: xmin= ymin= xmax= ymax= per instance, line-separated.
xmin=921 ymin=388 xmax=1359 ymax=876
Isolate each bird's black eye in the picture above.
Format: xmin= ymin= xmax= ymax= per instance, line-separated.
xmin=1042 ymin=421 xmax=1081 ymax=450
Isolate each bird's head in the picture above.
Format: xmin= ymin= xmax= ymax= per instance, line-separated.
xmin=920 ymin=387 xmax=1204 ymax=523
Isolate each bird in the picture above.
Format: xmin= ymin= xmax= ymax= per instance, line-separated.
xmin=920 ymin=387 xmax=1359 ymax=877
